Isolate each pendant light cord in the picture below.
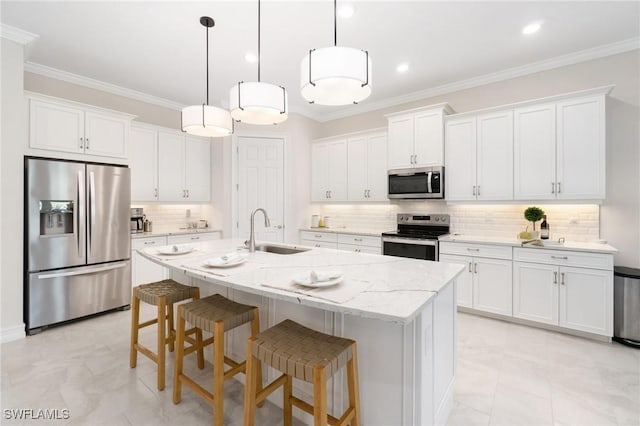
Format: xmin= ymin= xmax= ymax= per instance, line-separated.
xmin=205 ymin=24 xmax=210 ymax=105
xmin=258 ymin=0 xmax=261 ymax=82
xmin=334 ymin=0 xmax=337 ymax=46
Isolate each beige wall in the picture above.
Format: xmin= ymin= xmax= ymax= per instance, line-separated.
xmin=317 ymin=50 xmax=640 ymax=267
xmin=1 ymin=39 xmax=28 ymax=342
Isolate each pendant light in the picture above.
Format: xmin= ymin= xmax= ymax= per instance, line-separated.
xmin=300 ymin=0 xmax=372 ymax=105
xmin=229 ymin=0 xmax=288 ymax=125
xmin=182 ymin=17 xmax=233 ymax=137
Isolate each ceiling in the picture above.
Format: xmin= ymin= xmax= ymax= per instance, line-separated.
xmin=2 ymin=1 xmax=639 ymax=122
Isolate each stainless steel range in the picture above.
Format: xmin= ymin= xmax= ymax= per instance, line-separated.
xmin=381 ymin=213 xmax=450 ymax=261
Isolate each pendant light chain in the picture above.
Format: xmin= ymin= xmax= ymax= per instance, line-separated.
xmin=258 ymin=0 xmax=261 ymax=82
xmin=334 ymin=0 xmax=337 ymax=46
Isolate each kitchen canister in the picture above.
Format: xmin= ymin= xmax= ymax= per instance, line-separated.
xmin=311 ymin=215 xmax=320 ymax=228
xmin=323 ymin=216 xmax=331 ymax=228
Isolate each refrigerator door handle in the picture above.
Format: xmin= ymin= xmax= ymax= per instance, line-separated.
xmin=77 ymin=170 xmax=84 ymax=257
xmin=37 ymin=262 xmax=128 ymax=279
xmin=88 ymin=171 xmax=96 ymax=256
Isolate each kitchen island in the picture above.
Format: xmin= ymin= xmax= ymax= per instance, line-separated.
xmin=140 ymin=239 xmax=464 ymax=426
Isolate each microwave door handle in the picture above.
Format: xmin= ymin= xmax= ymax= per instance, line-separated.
xmin=427 ymin=171 xmax=433 ymax=193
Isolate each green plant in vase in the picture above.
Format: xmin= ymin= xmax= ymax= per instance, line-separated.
xmin=524 ymin=206 xmax=545 ymax=236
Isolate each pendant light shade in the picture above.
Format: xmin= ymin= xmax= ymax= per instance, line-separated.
xmin=182 ymin=16 xmax=233 ymax=138
xmin=300 ymin=0 xmax=371 ymax=105
xmin=229 ymin=0 xmax=288 ymax=125
xmin=229 ymin=82 xmax=288 ymax=124
xmin=300 ymin=46 xmax=371 ymax=105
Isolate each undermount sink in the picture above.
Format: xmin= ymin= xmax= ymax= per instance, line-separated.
xmin=254 ymin=244 xmax=310 ymax=255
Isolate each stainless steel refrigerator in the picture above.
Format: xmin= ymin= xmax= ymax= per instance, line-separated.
xmin=24 ymin=158 xmax=131 ymax=334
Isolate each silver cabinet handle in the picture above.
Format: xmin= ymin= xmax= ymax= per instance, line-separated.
xmin=468 ymin=263 xmax=473 ymax=273
xmin=143 ymin=241 xmax=156 ymax=245
xmin=354 ymin=238 xmax=363 ymax=242
xmin=473 ymin=263 xmax=478 ymax=274
xmin=551 ymin=182 xmax=555 ymax=194
xmin=553 ymin=271 xmax=558 ymax=284
xmin=477 ymin=185 xmax=480 ymax=196
xmin=190 ymin=236 xmax=199 ymax=240
xmin=561 ymin=272 xmax=565 ymax=285
xmin=329 ymin=190 xmax=332 ymax=199
xmin=551 ymin=255 xmax=568 ymax=260
xmin=86 ymin=138 xmax=90 ymax=149
xmin=367 ymin=189 xmax=371 ymax=198
xmin=472 ymin=186 xmax=476 ymax=196
xmin=186 ymin=189 xmax=190 ymax=198
xmin=80 ymin=137 xmax=84 ymax=149
xmin=557 ymin=182 xmax=562 ymax=194
xmin=414 ymin=154 xmax=418 ymax=164
xmin=364 ymin=189 xmax=367 ymax=198
xmin=315 ymin=243 xmax=320 ymax=247
xmin=275 ymin=225 xmax=283 ymax=229
xmin=154 ymin=188 xmax=158 ymax=198
xmin=314 ymin=234 xmax=323 ymax=238
xmin=467 ymin=248 xmax=480 ymax=252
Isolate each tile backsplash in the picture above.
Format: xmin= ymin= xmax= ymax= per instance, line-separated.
xmin=313 ymin=203 xmax=600 ymax=242
xmin=131 ymin=204 xmax=212 ymax=233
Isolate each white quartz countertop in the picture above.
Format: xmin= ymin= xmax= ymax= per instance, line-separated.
xmin=131 ymin=229 xmax=223 ymax=239
xmin=140 ymin=239 xmax=464 ymax=324
xmin=439 ymin=234 xmax=618 ymax=254
xmin=301 ymin=227 xmax=386 ymax=237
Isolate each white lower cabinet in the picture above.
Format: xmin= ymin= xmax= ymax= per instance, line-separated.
xmin=167 ymin=231 xmax=221 ymax=245
xmin=439 ymin=242 xmax=512 ymax=316
xmin=131 ymin=236 xmax=168 ymax=286
xmin=299 ymin=230 xmax=338 ymax=249
xmin=300 ymin=230 xmax=382 ymax=253
xmin=513 ymin=247 xmax=613 ymax=336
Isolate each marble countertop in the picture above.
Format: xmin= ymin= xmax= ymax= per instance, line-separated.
xmin=140 ymin=239 xmax=464 ymax=324
xmin=131 ymin=229 xmax=223 ymax=239
xmin=300 ymin=227 xmax=386 ymax=237
xmin=439 ymin=234 xmax=618 ymax=254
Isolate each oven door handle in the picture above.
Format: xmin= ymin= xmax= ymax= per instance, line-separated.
xmin=382 ymin=237 xmax=437 ymax=246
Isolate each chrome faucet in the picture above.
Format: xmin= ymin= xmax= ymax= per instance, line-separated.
xmin=248 ymin=208 xmax=271 ymax=252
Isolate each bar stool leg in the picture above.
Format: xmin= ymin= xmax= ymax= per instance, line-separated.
xmin=347 ymin=343 xmax=361 ymax=426
xmin=243 ymin=337 xmax=257 ymax=426
xmin=157 ymin=295 xmax=167 ymax=390
xmin=313 ymin=366 xmax=327 ymax=426
xmin=283 ymin=375 xmax=293 ymax=426
xmin=173 ymin=305 xmax=186 ymax=404
xmin=167 ymin=303 xmax=175 ymax=352
xmin=129 ymin=289 xmax=140 ymax=368
xmin=250 ymin=308 xmax=264 ymax=404
xmin=213 ymin=320 xmax=225 ymax=426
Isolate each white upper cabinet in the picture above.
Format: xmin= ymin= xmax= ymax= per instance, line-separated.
xmin=311 ymin=138 xmax=347 ymax=202
xmin=130 ymin=124 xmax=211 ymax=203
xmin=445 ymin=110 xmax=513 ymax=201
xmin=28 ymin=95 xmax=133 ymax=160
xmin=386 ymin=104 xmax=452 ymax=170
xmin=514 ymin=92 xmax=607 ymax=200
xmin=556 ymin=96 xmax=605 ymax=199
xmin=347 ymin=132 xmax=388 ymax=201
xmin=130 ymin=126 xmax=158 ymax=201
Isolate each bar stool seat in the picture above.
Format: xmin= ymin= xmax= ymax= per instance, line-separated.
xmin=129 ymin=279 xmax=200 ymax=391
xmin=173 ymin=294 xmax=262 ymax=426
xmin=244 ymin=319 xmax=361 ymax=426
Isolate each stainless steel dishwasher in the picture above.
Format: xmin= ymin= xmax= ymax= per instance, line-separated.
xmin=613 ymin=266 xmax=640 ymax=348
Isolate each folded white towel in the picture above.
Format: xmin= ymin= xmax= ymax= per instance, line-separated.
xmin=310 ymin=270 xmax=342 ymax=283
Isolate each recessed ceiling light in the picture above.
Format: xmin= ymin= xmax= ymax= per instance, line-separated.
xmin=522 ymin=21 xmax=542 ymax=35
xmin=338 ymin=5 xmax=354 ymax=19
xmin=245 ymin=52 xmax=257 ymax=63
xmin=396 ymin=63 xmax=410 ymax=73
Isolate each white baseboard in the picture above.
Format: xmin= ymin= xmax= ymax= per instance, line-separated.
xmin=1 ymin=324 xmax=26 ymax=343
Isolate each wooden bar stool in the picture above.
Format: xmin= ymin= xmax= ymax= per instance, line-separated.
xmin=244 ymin=319 xmax=361 ymax=426
xmin=173 ymin=294 xmax=262 ymax=426
xmin=129 ymin=279 xmax=200 ymax=390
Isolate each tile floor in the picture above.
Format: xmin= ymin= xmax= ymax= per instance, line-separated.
xmin=1 ymin=308 xmax=639 ymax=425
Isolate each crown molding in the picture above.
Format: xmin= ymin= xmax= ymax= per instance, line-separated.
xmin=0 ymin=24 xmax=38 ymax=45
xmin=316 ymin=37 xmax=640 ymax=123
xmin=24 ymin=62 xmax=187 ymax=111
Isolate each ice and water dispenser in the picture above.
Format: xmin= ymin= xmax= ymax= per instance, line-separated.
xmin=39 ymin=200 xmax=74 ymax=236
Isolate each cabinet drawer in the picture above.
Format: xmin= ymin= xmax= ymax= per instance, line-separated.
xmin=337 ymin=233 xmax=381 ymax=248
xmin=132 ymin=236 xmax=167 ymax=251
xmin=439 ymin=242 xmax=512 ymax=260
xmin=513 ymin=247 xmax=613 ymax=270
xmin=168 ymin=232 xmax=220 ymax=245
xmin=301 ymin=239 xmax=338 ymax=249
xmin=300 ymin=231 xmax=338 ymax=243
xmin=337 ymin=243 xmax=381 ymax=254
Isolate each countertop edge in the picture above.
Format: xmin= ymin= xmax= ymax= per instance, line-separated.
xmin=300 ymin=228 xmax=385 ymax=237
xmin=439 ymin=235 xmax=618 ymax=254
xmin=131 ymin=229 xmax=223 ymax=239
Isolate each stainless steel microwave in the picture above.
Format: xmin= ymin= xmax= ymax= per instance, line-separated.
xmin=387 ymin=166 xmax=444 ymax=199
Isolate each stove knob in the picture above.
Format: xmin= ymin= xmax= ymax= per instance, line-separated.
xmin=435 ymin=217 xmax=440 ymax=222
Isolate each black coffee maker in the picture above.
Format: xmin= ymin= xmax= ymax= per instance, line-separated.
xmin=130 ymin=208 xmax=144 ymax=233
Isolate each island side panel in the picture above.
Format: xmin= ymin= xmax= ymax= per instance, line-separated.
xmin=433 ymin=279 xmax=456 ymax=425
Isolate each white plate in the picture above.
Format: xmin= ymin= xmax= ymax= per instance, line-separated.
xmin=292 ymin=272 xmax=343 ymax=288
xmin=205 ymin=255 xmax=248 ymax=268
xmin=157 ymin=246 xmax=194 ymax=255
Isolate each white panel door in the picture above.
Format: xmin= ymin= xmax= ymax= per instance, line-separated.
xmin=439 ymin=254 xmax=473 ymax=308
xmin=472 ymin=257 xmax=512 ymax=316
xmin=559 ymin=266 xmax=612 ymax=336
xmin=445 ymin=117 xmax=476 ymax=201
xmin=327 ymin=139 xmax=348 ymax=201
xmin=513 ymin=262 xmax=558 ymax=325
xmin=556 ymin=96 xmax=605 ymax=199
xmin=84 ymin=112 xmax=129 ymax=158
xmin=184 ymin=136 xmax=211 ymax=202
xmin=29 ymin=99 xmax=84 ymax=153
xmin=387 ymin=115 xmax=414 ymax=169
xmin=476 ymin=111 xmax=513 ymax=200
xmin=366 ymin=133 xmax=388 ymax=201
xmin=237 ymin=137 xmax=285 ymax=243
xmin=514 ymin=103 xmax=556 ymax=200
xmin=311 ymin=142 xmax=329 ymax=202
xmin=129 ymin=127 xmax=158 ymax=201
xmin=414 ymin=110 xmax=443 ymax=167
xmin=158 ymin=131 xmax=185 ymax=201
xmin=347 ymin=136 xmax=368 ymax=201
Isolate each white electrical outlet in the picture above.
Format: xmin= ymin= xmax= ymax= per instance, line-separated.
xmin=186 ymin=209 xmax=191 ymax=218
xmin=569 ymin=217 xmax=578 ymax=224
